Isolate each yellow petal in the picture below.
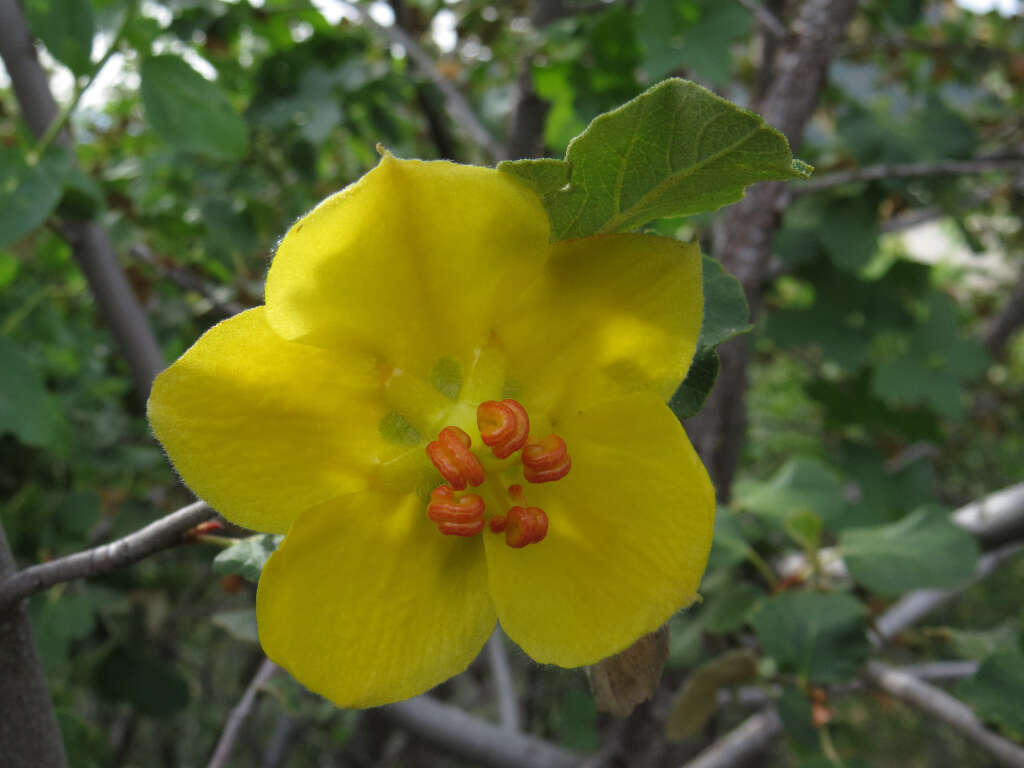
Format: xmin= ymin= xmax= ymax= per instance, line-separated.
xmin=265 ymin=154 xmax=550 ymax=375
xmin=483 ymin=393 xmax=714 ymax=667
xmin=257 ymin=491 xmax=495 ymax=708
xmin=498 ymin=234 xmax=702 ymax=417
xmin=148 ymin=308 xmax=386 ymax=533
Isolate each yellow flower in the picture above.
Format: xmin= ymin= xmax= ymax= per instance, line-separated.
xmin=147 ymin=154 xmax=715 ymax=708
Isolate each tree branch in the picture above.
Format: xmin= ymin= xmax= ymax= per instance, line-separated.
xmin=686 ymin=0 xmax=859 ymax=499
xmin=487 ymin=628 xmax=520 ymax=732
xmin=380 ymin=694 xmax=582 ymax=768
xmin=0 ymin=0 xmax=165 ymax=398
xmin=207 ymin=658 xmax=281 ymax=768
xmin=791 ymin=156 xmax=1024 ymax=197
xmin=866 ymin=662 xmax=1024 ymax=768
xmin=0 ymin=501 xmax=214 ymax=608
xmin=735 ymin=0 xmax=786 ymax=38
xmin=983 ymin=266 xmax=1024 ymax=360
xmin=678 ymin=709 xmax=783 ymax=768
xmin=351 ymin=7 xmax=504 ymax=162
xmin=0 ymin=525 xmax=69 ymax=768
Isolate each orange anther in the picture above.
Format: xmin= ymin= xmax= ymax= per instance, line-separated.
xmin=477 ymin=399 xmax=530 ymax=459
xmin=508 ymin=483 xmax=524 ymax=501
xmin=505 ymin=506 xmax=548 ymax=548
xmin=489 ymin=515 xmax=508 ymax=533
xmin=427 ymin=485 xmax=485 ymax=537
xmin=426 ymin=426 xmax=485 ymax=490
xmin=522 ymin=434 xmax=571 ymax=483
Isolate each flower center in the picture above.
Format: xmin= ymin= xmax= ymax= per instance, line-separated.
xmin=424 ymin=399 xmax=571 ymax=548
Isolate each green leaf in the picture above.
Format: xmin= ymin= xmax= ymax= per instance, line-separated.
xmin=665 ymin=649 xmax=758 ymax=741
xmin=24 ymin=0 xmax=94 ymax=77
xmin=946 ymin=620 xmax=1021 ymax=661
xmin=211 ymin=608 xmax=260 ymax=644
xmin=669 ymin=255 xmax=751 ymax=420
xmin=956 ymin=650 xmax=1024 ymax=740
xmin=0 ymin=146 xmax=70 ymax=247
xmin=817 ymin=196 xmax=879 ymax=272
xmin=212 ymin=534 xmax=283 ymax=582
xmin=500 ymin=78 xmax=811 ymax=241
xmin=669 ymin=347 xmax=718 ymax=420
xmin=751 ymin=591 xmax=869 ymax=683
xmin=839 ymin=507 xmax=980 ymax=597
xmin=698 ymin=255 xmax=752 ymax=348
xmin=0 ymin=335 xmax=59 ymax=447
xmin=735 ymin=458 xmax=848 ymax=531
xmin=140 ymin=55 xmax=249 ymax=160
xmin=701 ymin=581 xmax=765 ymax=635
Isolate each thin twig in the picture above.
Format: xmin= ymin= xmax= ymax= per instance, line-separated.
xmin=487 ymin=628 xmax=520 ymax=732
xmin=131 ymin=244 xmax=247 ymax=317
xmin=679 ymin=709 xmax=783 ymax=768
xmin=207 ymin=658 xmax=281 ymax=768
xmin=736 ymin=0 xmax=787 ymax=37
xmin=0 ymin=501 xmax=214 ymax=607
xmin=380 ymin=694 xmax=581 ymax=768
xmin=866 ymin=662 xmax=1024 ymax=768
xmin=791 ymin=156 xmax=1024 ymax=197
xmin=351 ymin=7 xmax=503 ymax=161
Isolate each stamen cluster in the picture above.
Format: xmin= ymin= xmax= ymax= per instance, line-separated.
xmin=425 ymin=398 xmax=571 ymax=548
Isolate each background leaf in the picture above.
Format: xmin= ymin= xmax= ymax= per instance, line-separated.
xmin=23 ymin=0 xmax=94 ymax=77
xmin=840 ymin=507 xmax=980 ymax=596
xmin=0 ymin=335 xmax=59 ymax=446
xmin=752 ymin=591 xmax=869 ymax=682
xmin=212 ymin=534 xmax=283 ymax=582
xmin=140 ymin=55 xmax=249 ymax=160
xmin=955 ymin=650 xmax=1024 ymax=740
xmin=0 ymin=147 xmax=69 ymax=247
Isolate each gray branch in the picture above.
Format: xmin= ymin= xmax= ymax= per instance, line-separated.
xmin=792 ymin=156 xmax=1024 ymax=197
xmin=0 ymin=525 xmax=69 ymax=768
xmin=866 ymin=662 xmax=1024 ymax=768
xmin=207 ymin=658 xmax=281 ymax=768
xmin=487 ymin=628 xmax=521 ymax=732
xmin=0 ymin=0 xmax=165 ymax=398
xmin=678 ymin=709 xmax=783 ymax=768
xmin=352 ymin=7 xmax=504 ymax=161
xmin=381 ymin=694 xmax=582 ymax=768
xmin=735 ymin=0 xmax=787 ymax=37
xmin=0 ymin=501 xmax=214 ymax=608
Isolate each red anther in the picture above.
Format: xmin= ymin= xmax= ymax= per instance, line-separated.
xmin=505 ymin=506 xmax=548 ymax=548
xmin=427 ymin=485 xmax=486 ymax=537
xmin=477 ymin=399 xmax=530 ymax=459
xmin=185 ymin=519 xmax=225 ymax=541
xmin=426 ymin=426 xmax=485 ymax=490
xmin=522 ymin=434 xmax=571 ymax=483
xmin=508 ymin=483 xmax=524 ymax=501
xmin=489 ymin=515 xmax=508 ymax=533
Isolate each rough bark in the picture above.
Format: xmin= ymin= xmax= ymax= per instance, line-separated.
xmin=685 ymin=0 xmax=860 ymax=500
xmin=0 ymin=526 xmax=69 ymax=768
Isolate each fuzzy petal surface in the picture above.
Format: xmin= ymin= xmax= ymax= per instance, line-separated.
xmin=265 ymin=155 xmax=550 ymax=374
xmin=257 ymin=490 xmax=495 ymax=708
xmin=148 ymin=308 xmax=385 ymax=533
xmin=498 ymin=234 xmax=702 ymax=417
xmin=483 ymin=393 xmax=714 ymax=667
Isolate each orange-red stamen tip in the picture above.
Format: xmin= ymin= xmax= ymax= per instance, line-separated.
xmin=426 ymin=426 xmax=485 ymax=490
xmin=505 ymin=506 xmax=548 ymax=548
xmin=522 ymin=434 xmax=571 ymax=483
xmin=477 ymin=399 xmax=530 ymax=459
xmin=508 ymin=483 xmax=524 ymax=501
xmin=427 ymin=485 xmax=485 ymax=537
xmin=489 ymin=515 xmax=508 ymax=533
